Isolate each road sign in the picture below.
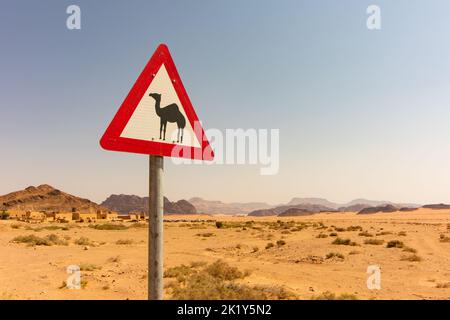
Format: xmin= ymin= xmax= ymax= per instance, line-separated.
xmin=100 ymin=44 xmax=214 ymax=300
xmin=100 ymin=44 xmax=214 ymax=161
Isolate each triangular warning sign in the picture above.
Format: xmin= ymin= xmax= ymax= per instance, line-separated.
xmin=100 ymin=44 xmax=214 ymax=160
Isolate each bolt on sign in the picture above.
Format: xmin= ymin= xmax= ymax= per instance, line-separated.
xmin=100 ymin=44 xmax=214 ymax=160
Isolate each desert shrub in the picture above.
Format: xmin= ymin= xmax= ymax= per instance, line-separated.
xmin=27 ymin=225 xmax=70 ymax=232
xmin=215 ymin=221 xmax=224 ymax=229
xmin=325 ymin=252 xmax=344 ymax=260
xmin=349 ymin=250 xmax=361 ymax=255
xmin=276 ymin=240 xmax=286 ymax=247
xmin=196 ymin=232 xmax=215 ymax=237
xmin=386 ymin=240 xmax=404 ymax=248
xmin=401 ymin=254 xmax=422 ymax=262
xmin=0 ymin=210 xmax=10 ymax=220
xmin=402 ymin=247 xmax=417 ymax=253
xmin=439 ymin=234 xmax=450 ymax=243
xmin=252 ymin=246 xmax=259 ymax=253
xmin=74 ymin=237 xmax=94 ymax=246
xmin=129 ymin=223 xmax=146 ymax=228
xmin=265 ymin=242 xmax=274 ymax=249
xmin=189 ymin=261 xmax=207 ymax=268
xmin=108 ymin=256 xmax=121 ymax=263
xmin=116 ymin=239 xmax=133 ymax=245
xmin=358 ymin=231 xmax=373 ymax=237
xmin=79 ymin=263 xmax=101 ymax=271
xmin=10 ymin=223 xmax=22 ymax=229
xmin=164 ymin=264 xmax=195 ymax=282
xmin=312 ymin=291 xmax=358 ymax=300
xmin=436 ymin=283 xmax=450 ymax=288
xmin=332 ymin=237 xmax=357 ymax=246
xmin=89 ymin=223 xmax=128 ymax=230
xmin=376 ymin=231 xmax=392 ymax=236
xmin=316 ymin=233 xmax=328 ymax=238
xmin=346 ymin=226 xmax=363 ymax=232
xmin=334 ymin=227 xmax=345 ymax=232
xmin=165 ymin=260 xmax=295 ymax=300
xmin=398 ymin=231 xmax=407 ymax=236
xmin=329 ymin=232 xmax=338 ymax=237
xmin=11 ymin=234 xmax=67 ymax=246
xmin=205 ymin=260 xmax=249 ymax=281
xmin=364 ymin=239 xmax=384 ymax=245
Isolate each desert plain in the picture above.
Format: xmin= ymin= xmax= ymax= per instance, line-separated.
xmin=1 ymin=208 xmax=450 ymax=300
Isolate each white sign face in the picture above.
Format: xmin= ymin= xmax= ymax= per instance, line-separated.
xmin=120 ymin=64 xmax=201 ymax=148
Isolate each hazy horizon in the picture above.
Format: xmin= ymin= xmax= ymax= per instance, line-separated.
xmin=2 ymin=1 xmax=450 ymax=205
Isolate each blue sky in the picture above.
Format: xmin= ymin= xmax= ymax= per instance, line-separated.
xmin=1 ymin=1 xmax=450 ymax=205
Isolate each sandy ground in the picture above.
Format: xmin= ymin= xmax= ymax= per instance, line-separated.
xmin=1 ymin=208 xmax=450 ymax=300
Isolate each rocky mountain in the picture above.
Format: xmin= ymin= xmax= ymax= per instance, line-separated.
xmin=248 ymin=204 xmax=336 ymax=217
xmin=287 ymin=197 xmax=340 ymax=209
xmin=422 ymin=203 xmax=450 ymax=210
xmin=277 ymin=208 xmax=315 ymax=217
xmin=101 ymin=194 xmax=197 ymax=215
xmin=286 ymin=197 xmax=420 ymax=212
xmin=0 ymin=184 xmax=106 ymax=213
xmin=188 ymin=197 xmax=271 ymax=215
xmin=358 ymin=204 xmax=398 ymax=215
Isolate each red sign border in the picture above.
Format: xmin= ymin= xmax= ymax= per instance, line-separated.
xmin=100 ymin=44 xmax=214 ymax=161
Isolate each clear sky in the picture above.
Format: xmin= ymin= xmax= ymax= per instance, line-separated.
xmin=1 ymin=0 xmax=450 ymax=205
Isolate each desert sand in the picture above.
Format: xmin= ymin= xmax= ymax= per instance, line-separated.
xmin=1 ymin=208 xmax=450 ymax=300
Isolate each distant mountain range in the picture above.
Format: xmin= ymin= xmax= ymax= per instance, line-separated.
xmin=248 ymin=198 xmax=421 ymax=217
xmin=1 ymin=185 xmax=445 ymax=217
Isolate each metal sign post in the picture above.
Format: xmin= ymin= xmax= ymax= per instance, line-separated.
xmin=148 ymin=155 xmax=164 ymax=300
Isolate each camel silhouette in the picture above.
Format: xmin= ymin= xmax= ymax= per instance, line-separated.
xmin=149 ymin=93 xmax=186 ymax=143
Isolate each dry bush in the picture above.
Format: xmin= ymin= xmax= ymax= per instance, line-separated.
xmin=376 ymin=231 xmax=393 ymax=236
xmin=332 ymin=237 xmax=357 ymax=246
xmin=11 ymin=234 xmax=68 ymax=246
xmin=436 ymin=283 xmax=450 ymax=288
xmin=364 ymin=239 xmax=384 ymax=245
xmin=398 ymin=231 xmax=407 ymax=236
xmin=265 ymin=242 xmax=274 ymax=249
xmin=276 ymin=240 xmax=286 ymax=247
xmin=108 ymin=256 xmax=121 ymax=263
xmin=27 ymin=225 xmax=70 ymax=232
xmin=312 ymin=291 xmax=358 ymax=300
xmin=215 ymin=221 xmax=224 ymax=229
xmin=316 ymin=233 xmax=328 ymax=238
xmin=116 ymin=239 xmax=133 ymax=245
xmin=386 ymin=240 xmax=404 ymax=248
xmin=401 ymin=254 xmax=422 ymax=262
xmin=165 ymin=260 xmax=295 ymax=300
xmin=329 ymin=232 xmax=338 ymax=237
xmin=89 ymin=223 xmax=128 ymax=230
xmin=80 ymin=263 xmax=101 ymax=271
xmin=325 ymin=252 xmax=344 ymax=260
xmin=346 ymin=226 xmax=363 ymax=232
xmin=74 ymin=237 xmax=95 ymax=246
xmin=402 ymin=247 xmax=417 ymax=253
xmin=358 ymin=231 xmax=373 ymax=237
xmin=196 ymin=232 xmax=215 ymax=237
xmin=439 ymin=234 xmax=450 ymax=243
